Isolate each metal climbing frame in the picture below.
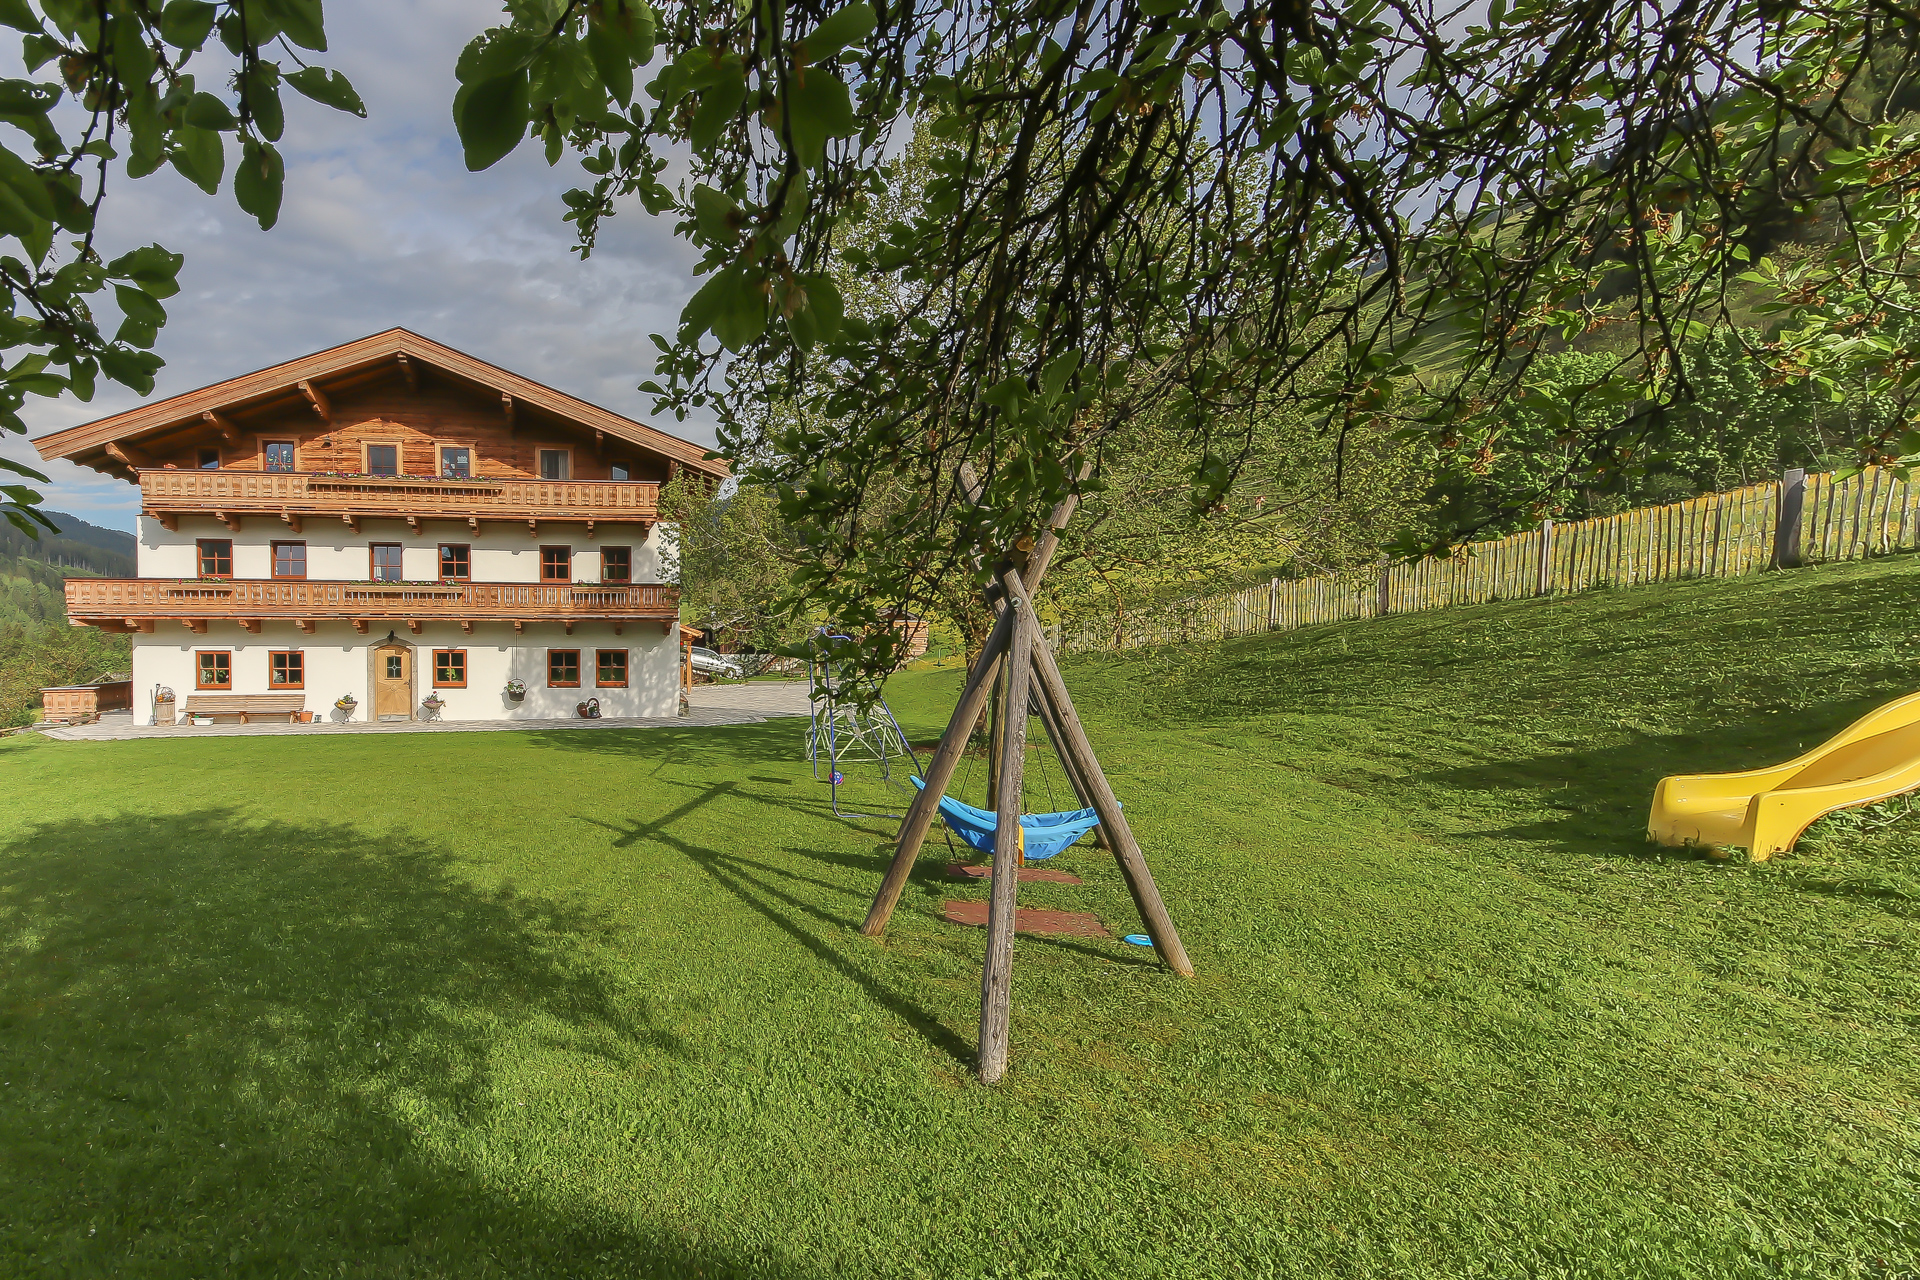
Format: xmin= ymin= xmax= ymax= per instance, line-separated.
xmin=805 ymin=629 xmax=922 ymax=818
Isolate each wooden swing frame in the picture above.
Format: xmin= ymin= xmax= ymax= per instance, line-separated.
xmin=859 ymin=485 xmax=1193 ymax=1084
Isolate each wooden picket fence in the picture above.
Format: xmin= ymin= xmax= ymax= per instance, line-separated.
xmin=1048 ymin=466 xmax=1920 ymax=654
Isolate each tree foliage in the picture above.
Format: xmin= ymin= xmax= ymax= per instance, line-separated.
xmin=442 ymin=0 xmax=1920 ymax=678
xmin=0 ymin=0 xmax=364 ymax=537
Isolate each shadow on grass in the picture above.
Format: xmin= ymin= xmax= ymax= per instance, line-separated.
xmin=0 ymin=808 xmax=794 ymax=1278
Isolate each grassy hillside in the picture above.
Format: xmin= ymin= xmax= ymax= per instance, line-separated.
xmin=3 ymin=555 xmax=1920 ymax=1276
xmin=0 ymin=510 xmax=133 ymax=724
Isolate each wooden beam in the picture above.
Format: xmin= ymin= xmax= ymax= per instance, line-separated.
xmin=395 ymin=352 xmax=417 ymax=390
xmin=238 ymin=619 xmax=261 ymax=634
xmin=298 ymin=379 xmax=331 ymax=422
xmin=460 ymin=620 xmax=473 ymax=635
xmin=659 ymin=618 xmax=673 ymax=635
xmin=353 ymin=619 xmax=368 ymax=635
xmin=406 ymin=514 xmax=422 ymax=536
xmin=202 ymin=410 xmax=239 ymax=442
xmin=585 ymin=519 xmax=595 ymax=540
xmin=104 ymin=440 xmax=147 ymax=469
xmin=501 ymin=393 xmax=515 ymax=431
xmin=215 ymin=510 xmax=242 ymax=532
xmin=151 ymin=510 xmax=179 ymax=533
xmin=513 ymin=620 xmax=524 ymax=635
xmin=122 ymin=617 xmax=154 ymax=633
xmin=978 ymin=593 xmax=1035 ymax=1085
xmin=563 ymin=619 xmax=574 ymax=636
xmin=296 ymin=619 xmax=314 ymax=634
xmin=182 ymin=619 xmax=207 ymax=634
xmin=280 ymin=510 xmax=302 ymax=534
xmin=342 ymin=512 xmax=359 ymax=534
xmin=406 ymin=619 xmax=421 ymax=635
xmin=613 ymin=618 xmax=623 ymax=636
xmin=468 ymin=516 xmax=480 ymax=536
xmin=594 ymin=428 xmax=605 ymax=456
xmin=527 ymin=518 xmax=538 ymax=539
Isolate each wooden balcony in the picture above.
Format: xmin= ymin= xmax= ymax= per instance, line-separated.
xmin=68 ymin=578 xmax=679 ymax=635
xmin=138 ymin=468 xmax=660 ymax=535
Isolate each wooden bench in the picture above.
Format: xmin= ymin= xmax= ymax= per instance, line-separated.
xmin=181 ymin=694 xmax=307 ymax=725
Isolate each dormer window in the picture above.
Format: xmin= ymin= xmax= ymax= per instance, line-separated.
xmin=440 ymin=446 xmax=471 ymax=479
xmin=264 ymin=440 xmax=295 ymax=471
xmin=367 ymin=444 xmax=399 ymax=477
xmin=538 ymin=449 xmax=569 ymax=480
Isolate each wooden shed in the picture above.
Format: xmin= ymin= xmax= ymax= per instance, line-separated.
xmin=39 ymin=673 xmax=133 ymax=723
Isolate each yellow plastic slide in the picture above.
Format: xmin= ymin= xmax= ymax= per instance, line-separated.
xmin=1648 ymin=691 xmax=1920 ymax=859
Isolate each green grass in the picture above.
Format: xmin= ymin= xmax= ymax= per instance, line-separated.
xmin=7 ymin=558 xmax=1920 ymax=1277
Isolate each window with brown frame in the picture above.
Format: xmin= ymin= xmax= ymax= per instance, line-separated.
xmin=269 ymin=651 xmax=304 ymax=688
xmin=196 ymin=651 xmax=231 ymax=689
xmin=547 ymin=649 xmax=580 ymax=688
xmin=600 ymin=546 xmax=631 ymax=583
xmin=433 ymin=649 xmax=467 ymax=688
xmin=538 ymin=448 xmax=569 ymax=480
xmin=263 ymin=440 xmax=296 ymax=472
xmin=366 ymin=443 xmax=399 ymax=477
xmin=595 ymin=649 xmax=628 ymax=687
xmin=539 ymin=545 xmax=572 ymax=583
xmin=438 ymin=543 xmax=471 ymax=581
xmin=370 ymin=542 xmax=404 ymax=582
xmin=271 ymin=540 xmax=306 ymax=579
xmin=196 ymin=538 xmax=233 ymax=578
xmin=439 ymin=446 xmax=471 ymax=479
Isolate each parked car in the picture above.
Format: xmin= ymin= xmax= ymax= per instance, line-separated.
xmin=689 ymin=646 xmax=744 ymax=679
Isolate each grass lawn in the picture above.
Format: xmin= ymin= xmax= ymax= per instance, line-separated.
xmin=6 ymin=557 xmax=1920 ymax=1277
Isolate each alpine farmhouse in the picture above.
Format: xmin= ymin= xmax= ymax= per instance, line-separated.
xmin=32 ymin=330 xmax=727 ymax=724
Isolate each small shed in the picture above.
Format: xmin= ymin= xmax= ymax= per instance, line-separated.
xmin=39 ymin=672 xmax=133 ymax=723
xmin=679 ymin=623 xmax=701 ymax=690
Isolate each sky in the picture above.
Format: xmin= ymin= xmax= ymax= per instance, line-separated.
xmin=0 ymin=0 xmax=710 ymax=533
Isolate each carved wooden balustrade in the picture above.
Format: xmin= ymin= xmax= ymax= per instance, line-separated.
xmin=67 ymin=577 xmax=679 ymax=634
xmin=138 ymin=468 xmax=660 ymax=533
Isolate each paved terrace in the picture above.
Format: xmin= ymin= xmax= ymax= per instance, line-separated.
xmin=36 ymin=681 xmax=812 ymax=742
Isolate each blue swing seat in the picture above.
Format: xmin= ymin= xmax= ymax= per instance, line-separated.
xmin=910 ymin=776 xmax=1104 ymax=860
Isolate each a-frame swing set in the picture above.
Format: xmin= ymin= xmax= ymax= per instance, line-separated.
xmin=859 ymin=484 xmax=1193 ymax=1084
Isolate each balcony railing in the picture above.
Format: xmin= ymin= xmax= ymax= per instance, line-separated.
xmin=67 ymin=577 xmax=678 ymax=629
xmin=137 ymin=469 xmax=659 ymax=529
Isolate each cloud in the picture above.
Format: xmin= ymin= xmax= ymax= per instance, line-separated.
xmin=14 ymin=0 xmax=712 ymax=533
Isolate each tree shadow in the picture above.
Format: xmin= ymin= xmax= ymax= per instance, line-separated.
xmin=0 ymin=808 xmax=800 ymax=1278
xmin=518 ymin=720 xmax=803 ymax=767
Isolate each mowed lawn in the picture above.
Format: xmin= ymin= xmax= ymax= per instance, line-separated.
xmin=6 ymin=559 xmax=1920 ymax=1278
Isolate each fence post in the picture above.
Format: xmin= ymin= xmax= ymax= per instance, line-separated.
xmin=1536 ymin=518 xmax=1554 ymax=596
xmin=1376 ymin=560 xmax=1392 ymax=617
xmin=1772 ymin=468 xmax=1806 ymax=570
xmin=1267 ymin=577 xmax=1280 ymax=630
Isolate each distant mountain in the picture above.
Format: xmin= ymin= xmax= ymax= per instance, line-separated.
xmin=0 ymin=511 xmax=135 ymax=578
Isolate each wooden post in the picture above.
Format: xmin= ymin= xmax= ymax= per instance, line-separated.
xmin=859 ymin=606 xmax=1012 ymax=937
xmin=985 ymin=652 xmax=1006 ymax=802
xmin=1376 ymin=560 xmax=1391 ymax=617
xmin=1536 ymin=518 xmax=1554 ymax=596
xmin=1772 ymin=467 xmax=1806 ymax=570
xmin=978 ymin=594 xmax=1034 ymax=1085
xmin=1268 ymin=577 xmax=1280 ymax=630
xmin=1029 ymin=678 xmax=1111 ymax=850
xmin=1002 ymin=567 xmax=1194 ymax=978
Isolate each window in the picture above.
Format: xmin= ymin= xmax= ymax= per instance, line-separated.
xmin=440 ymin=446 xmax=471 ymax=479
xmin=269 ymin=651 xmax=304 ymax=688
xmin=370 ymin=543 xmax=404 ymax=582
xmin=196 ymin=538 xmax=233 ymax=578
xmin=596 ymin=649 xmax=628 ymax=688
xmin=263 ymin=440 xmax=296 ymax=472
xmin=538 ymin=449 xmax=569 ymax=480
xmin=367 ymin=444 xmax=399 ymax=477
xmin=197 ymin=447 xmax=221 ymax=469
xmin=540 ymin=545 xmax=572 ymax=583
xmin=433 ymin=649 xmax=467 ymax=688
xmin=600 ymin=546 xmax=632 ymax=583
xmin=609 ymin=460 xmax=631 ymax=481
xmin=196 ymin=651 xmax=231 ymax=689
xmin=384 ymin=653 xmax=404 ymax=679
xmin=438 ymin=543 xmax=471 ymax=581
xmin=271 ymin=540 xmax=306 ymax=579
xmin=547 ymin=649 xmax=580 ymax=687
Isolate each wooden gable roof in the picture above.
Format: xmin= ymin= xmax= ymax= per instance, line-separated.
xmin=31 ymin=328 xmax=728 ymax=481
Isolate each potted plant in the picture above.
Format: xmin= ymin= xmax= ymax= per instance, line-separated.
xmin=334 ymin=692 xmax=358 ymax=714
xmin=504 ymin=679 xmax=526 ymax=700
xmin=421 ymin=693 xmax=446 ymax=715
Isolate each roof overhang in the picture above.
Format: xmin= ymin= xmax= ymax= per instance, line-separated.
xmin=32 ymin=327 xmax=729 ymax=482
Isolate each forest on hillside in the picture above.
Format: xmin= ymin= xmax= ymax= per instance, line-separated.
xmin=0 ymin=512 xmax=134 ymax=727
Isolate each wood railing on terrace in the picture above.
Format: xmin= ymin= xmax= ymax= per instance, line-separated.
xmin=67 ymin=577 xmax=677 ymax=627
xmin=138 ymin=468 xmax=659 ymax=525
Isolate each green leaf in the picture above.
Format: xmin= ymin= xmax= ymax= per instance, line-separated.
xmin=456 ymin=30 xmax=541 ymax=85
xmin=285 ymin=67 xmax=367 ymax=117
xmin=233 ymin=136 xmax=284 ymax=229
xmin=110 ymin=245 xmax=185 ymax=296
xmin=245 ymin=63 xmax=284 ymax=142
xmin=692 ymin=183 xmax=742 ymax=245
xmin=684 ymin=265 xmax=767 ymax=352
xmin=0 ymin=180 xmax=43 ymax=240
xmin=98 ymin=345 xmax=162 ymax=394
xmin=264 ymin=0 xmax=326 ymax=51
xmin=0 ymin=80 xmax=56 ymax=116
xmin=0 ymin=148 xmax=53 ymax=219
xmin=802 ymin=3 xmax=876 ymax=60
xmin=116 ymin=283 xmax=168 ymax=327
xmin=586 ymin=18 xmax=634 ymax=107
xmin=687 ymin=63 xmax=746 ymax=153
xmin=776 ymin=72 xmax=854 ymax=169
xmin=47 ymin=176 xmax=90 ymax=233
xmin=0 ymin=454 xmax=50 ymax=483
xmin=185 ymin=91 xmax=238 ymax=131
xmin=0 ymin=0 xmax=35 ymax=35
xmin=170 ymin=124 xmax=225 ymax=194
xmin=795 ymin=271 xmax=842 ymax=341
xmin=159 ymin=0 xmax=218 ymax=51
xmin=454 ymin=71 xmax=529 ymax=171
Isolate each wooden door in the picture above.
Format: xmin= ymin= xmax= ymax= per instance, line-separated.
xmin=374 ymin=644 xmax=412 ymax=721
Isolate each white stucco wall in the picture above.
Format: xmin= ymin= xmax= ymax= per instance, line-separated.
xmin=137 ymin=515 xmax=666 ymax=583
xmin=130 ymin=620 xmax=680 ymax=723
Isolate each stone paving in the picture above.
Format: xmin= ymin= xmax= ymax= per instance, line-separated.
xmin=35 ymin=681 xmax=812 ymax=743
